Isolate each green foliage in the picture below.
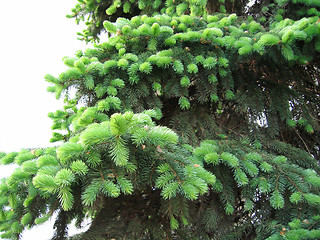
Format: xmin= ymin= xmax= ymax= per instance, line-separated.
xmin=33 ymin=173 xmax=57 ymax=193
xmin=15 ymin=152 xmax=36 ymax=165
xmin=71 ymin=160 xmax=88 ymax=176
xmin=1 ymin=152 xmax=18 ymax=165
xmin=178 ymin=96 xmax=190 ymax=110
xmin=20 ymin=212 xmax=33 ymax=226
xmin=57 ymin=143 xmax=84 ymax=164
xmin=1 ymin=0 xmax=320 ymax=239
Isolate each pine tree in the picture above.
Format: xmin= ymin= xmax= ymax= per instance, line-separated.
xmin=1 ymin=0 xmax=320 ymax=239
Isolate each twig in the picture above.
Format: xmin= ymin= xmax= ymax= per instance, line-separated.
xmin=294 ymin=129 xmax=312 ymax=156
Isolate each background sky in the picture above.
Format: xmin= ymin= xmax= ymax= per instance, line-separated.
xmin=0 ymin=0 xmax=94 ymax=238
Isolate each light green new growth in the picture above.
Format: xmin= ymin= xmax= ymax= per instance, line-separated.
xmin=0 ymin=0 xmax=319 ymax=239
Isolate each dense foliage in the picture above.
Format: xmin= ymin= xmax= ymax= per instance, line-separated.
xmin=0 ymin=0 xmax=319 ymax=239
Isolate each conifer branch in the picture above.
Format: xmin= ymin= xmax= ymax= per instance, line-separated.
xmin=169 ymin=166 xmax=182 ymax=184
xmin=294 ymin=129 xmax=312 ymax=156
xmin=99 ymin=170 xmax=105 ymax=181
xmin=1 ymin=1 xmax=320 ymax=239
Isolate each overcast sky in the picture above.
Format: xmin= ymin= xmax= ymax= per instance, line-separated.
xmin=0 ymin=0 xmax=94 ymax=239
xmin=0 ymin=0 xmax=90 ymax=152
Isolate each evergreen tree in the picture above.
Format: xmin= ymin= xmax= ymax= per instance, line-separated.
xmin=0 ymin=0 xmax=319 ymax=239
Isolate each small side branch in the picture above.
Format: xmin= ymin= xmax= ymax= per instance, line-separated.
xmin=294 ymin=129 xmax=311 ymax=156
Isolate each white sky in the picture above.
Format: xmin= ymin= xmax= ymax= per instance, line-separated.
xmin=0 ymin=0 xmax=94 ymax=239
